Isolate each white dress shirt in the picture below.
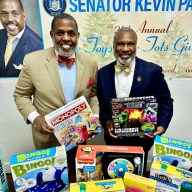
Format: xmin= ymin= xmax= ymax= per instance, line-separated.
xmin=115 ymin=58 xmax=136 ymax=98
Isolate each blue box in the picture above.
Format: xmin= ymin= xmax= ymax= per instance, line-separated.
xmin=10 ymin=145 xmax=69 ymax=191
xmin=152 ymin=135 xmax=192 ymax=172
xmin=0 ymin=148 xmax=9 ymax=192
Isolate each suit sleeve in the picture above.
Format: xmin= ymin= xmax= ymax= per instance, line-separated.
xmin=13 ymin=54 xmax=37 ymax=122
xmin=97 ymin=70 xmax=112 ymax=129
xmin=154 ymin=67 xmax=173 ymax=130
xmin=89 ymin=63 xmax=99 ymax=116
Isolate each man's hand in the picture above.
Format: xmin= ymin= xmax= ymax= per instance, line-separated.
xmin=33 ymin=115 xmax=54 ymax=134
xmin=140 ymin=126 xmax=165 ymax=139
xmin=105 ymin=120 xmax=117 ymax=139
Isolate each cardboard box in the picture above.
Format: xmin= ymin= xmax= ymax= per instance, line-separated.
xmin=76 ymin=145 xmax=144 ymax=182
xmin=45 ymin=96 xmax=102 ymax=151
xmin=152 ymin=135 xmax=192 ymax=172
xmin=0 ymin=149 xmax=9 ymax=192
xmin=10 ymin=145 xmax=69 ymax=192
xmin=111 ymin=96 xmax=157 ymax=137
xmin=70 ymin=178 xmax=125 ymax=192
xmin=150 ymin=160 xmax=192 ymax=192
xmin=124 ymin=172 xmax=156 ymax=192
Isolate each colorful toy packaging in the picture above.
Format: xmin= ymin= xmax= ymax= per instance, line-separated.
xmin=152 ymin=135 xmax=192 ymax=172
xmin=111 ymin=96 xmax=157 ymax=137
xmin=0 ymin=148 xmax=9 ymax=192
xmin=10 ymin=145 xmax=69 ymax=192
xmin=150 ymin=159 xmax=192 ymax=192
xmin=70 ymin=178 xmax=125 ymax=192
xmin=124 ymin=172 xmax=156 ymax=192
xmin=45 ymin=96 xmax=102 ymax=151
xmin=76 ymin=145 xmax=144 ymax=182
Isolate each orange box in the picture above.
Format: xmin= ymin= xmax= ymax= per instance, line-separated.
xmin=76 ymin=145 xmax=144 ymax=182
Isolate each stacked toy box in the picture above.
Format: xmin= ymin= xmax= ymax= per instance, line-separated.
xmin=124 ymin=172 xmax=156 ymax=192
xmin=70 ymin=178 xmax=125 ymax=192
xmin=10 ymin=145 xmax=69 ymax=192
xmin=111 ymin=96 xmax=157 ymax=137
xmin=45 ymin=96 xmax=102 ymax=151
xmin=0 ymin=148 xmax=9 ymax=192
xmin=76 ymin=145 xmax=144 ymax=182
xmin=150 ymin=135 xmax=192 ymax=191
xmin=150 ymin=159 xmax=192 ymax=191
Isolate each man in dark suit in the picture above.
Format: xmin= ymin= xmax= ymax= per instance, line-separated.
xmin=0 ymin=0 xmax=42 ymax=77
xmin=97 ymin=27 xmax=173 ymax=171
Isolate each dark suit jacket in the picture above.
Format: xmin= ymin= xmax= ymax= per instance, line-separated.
xmin=0 ymin=25 xmax=43 ymax=77
xmin=97 ymin=57 xmax=173 ymax=151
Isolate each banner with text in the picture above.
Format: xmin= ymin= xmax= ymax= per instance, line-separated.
xmin=38 ymin=0 xmax=192 ymax=78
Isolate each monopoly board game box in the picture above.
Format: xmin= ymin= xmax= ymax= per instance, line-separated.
xmin=124 ymin=172 xmax=156 ymax=192
xmin=70 ymin=178 xmax=125 ymax=192
xmin=111 ymin=96 xmax=157 ymax=137
xmin=10 ymin=145 xmax=69 ymax=192
xmin=0 ymin=148 xmax=9 ymax=192
xmin=150 ymin=159 xmax=192 ymax=192
xmin=152 ymin=135 xmax=192 ymax=172
xmin=45 ymin=96 xmax=102 ymax=151
xmin=76 ymin=145 xmax=144 ymax=182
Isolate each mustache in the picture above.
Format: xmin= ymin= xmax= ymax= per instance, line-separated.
xmin=5 ymin=21 xmax=18 ymax=26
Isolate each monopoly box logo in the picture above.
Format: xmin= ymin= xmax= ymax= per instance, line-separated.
xmin=150 ymin=160 xmax=192 ymax=192
xmin=0 ymin=149 xmax=9 ymax=192
xmin=76 ymin=145 xmax=144 ymax=182
xmin=10 ymin=145 xmax=69 ymax=192
xmin=70 ymin=178 xmax=125 ymax=192
xmin=111 ymin=96 xmax=157 ymax=137
xmin=152 ymin=135 xmax=192 ymax=172
xmin=45 ymin=96 xmax=102 ymax=151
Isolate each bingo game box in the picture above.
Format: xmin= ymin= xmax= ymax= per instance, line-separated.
xmin=152 ymin=135 xmax=192 ymax=172
xmin=76 ymin=145 xmax=144 ymax=182
xmin=150 ymin=159 xmax=192 ymax=192
xmin=10 ymin=145 xmax=69 ymax=192
xmin=111 ymin=96 xmax=157 ymax=137
xmin=70 ymin=178 xmax=125 ymax=192
xmin=45 ymin=96 xmax=102 ymax=151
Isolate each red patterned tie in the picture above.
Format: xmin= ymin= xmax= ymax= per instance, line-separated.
xmin=57 ymin=55 xmax=75 ymax=68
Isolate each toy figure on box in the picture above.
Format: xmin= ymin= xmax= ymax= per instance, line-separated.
xmin=97 ymin=27 xmax=173 ymax=171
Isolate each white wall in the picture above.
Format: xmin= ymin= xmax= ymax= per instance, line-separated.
xmin=0 ymin=78 xmax=191 ymax=172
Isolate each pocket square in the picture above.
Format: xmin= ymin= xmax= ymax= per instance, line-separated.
xmin=87 ymin=77 xmax=94 ymax=88
xmin=13 ymin=63 xmax=23 ymax=70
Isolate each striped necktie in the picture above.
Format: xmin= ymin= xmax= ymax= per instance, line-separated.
xmin=4 ymin=36 xmax=16 ymax=66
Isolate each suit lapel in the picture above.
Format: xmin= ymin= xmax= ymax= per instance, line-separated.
xmin=0 ymin=30 xmax=8 ymax=69
xmin=7 ymin=28 xmax=28 ymax=67
xmin=130 ymin=57 xmax=145 ymax=96
xmin=45 ymin=48 xmax=66 ymax=103
xmin=75 ymin=52 xmax=84 ymax=98
xmin=107 ymin=62 xmax=117 ymax=98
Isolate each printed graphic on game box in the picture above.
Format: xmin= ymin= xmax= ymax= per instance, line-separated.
xmin=45 ymin=96 xmax=102 ymax=151
xmin=111 ymin=96 xmax=158 ymax=137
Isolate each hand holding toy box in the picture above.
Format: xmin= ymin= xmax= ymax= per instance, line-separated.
xmin=10 ymin=145 xmax=69 ymax=192
xmin=45 ymin=96 xmax=102 ymax=151
xmin=70 ymin=178 xmax=125 ymax=192
xmin=123 ymin=172 xmax=156 ymax=192
xmin=0 ymin=148 xmax=9 ymax=192
xmin=111 ymin=96 xmax=157 ymax=137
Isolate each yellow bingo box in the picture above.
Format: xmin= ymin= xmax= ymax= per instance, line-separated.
xmin=150 ymin=160 xmax=192 ymax=192
xmin=70 ymin=178 xmax=125 ymax=192
xmin=124 ymin=172 xmax=156 ymax=192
